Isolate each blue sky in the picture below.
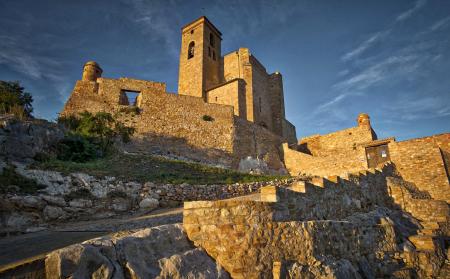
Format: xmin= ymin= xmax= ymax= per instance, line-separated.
xmin=1 ymin=0 xmax=449 ymax=140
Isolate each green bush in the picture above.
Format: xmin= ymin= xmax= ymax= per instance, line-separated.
xmin=57 ymin=111 xmax=135 ymax=162
xmin=56 ymin=134 xmax=98 ymax=162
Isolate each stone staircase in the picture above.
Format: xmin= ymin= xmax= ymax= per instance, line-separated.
xmin=386 ymin=173 xmax=449 ymax=277
xmin=285 ymin=161 xmax=449 ymax=277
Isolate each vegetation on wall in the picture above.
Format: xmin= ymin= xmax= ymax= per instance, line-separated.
xmin=55 ymin=111 xmax=135 ymax=162
xmin=0 ymin=81 xmax=33 ymax=119
xmin=202 ymin=114 xmax=214 ymax=121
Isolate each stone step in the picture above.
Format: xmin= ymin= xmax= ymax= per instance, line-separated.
xmin=417 ymin=228 xmax=438 ymax=236
xmin=408 ymin=235 xmax=439 ymax=252
xmin=420 ymin=221 xmax=440 ymax=230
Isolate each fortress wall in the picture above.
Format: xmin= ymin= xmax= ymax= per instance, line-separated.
xmin=60 ymin=81 xmax=107 ymax=117
xmin=183 ymin=170 xmax=398 ymax=278
xmin=298 ymin=126 xmax=375 ymax=157
xmin=120 ymin=92 xmax=236 ymax=166
xmin=222 ymin=51 xmax=241 ymax=81
xmin=282 ymin=119 xmax=297 ymax=144
xmin=206 ymin=79 xmax=246 ymax=117
xmin=233 ymin=117 xmax=286 ymax=171
xmin=97 ymin=77 xmax=166 ymax=106
xmin=283 ymin=143 xmax=367 ymax=176
xmin=61 ymin=78 xmax=238 ymax=166
xmin=388 ymin=134 xmax=450 ymax=202
xmin=250 ymin=55 xmax=274 ymax=131
xmin=268 ymin=73 xmax=285 ymax=137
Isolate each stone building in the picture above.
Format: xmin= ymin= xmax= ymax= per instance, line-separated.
xmin=61 ymin=16 xmax=296 ymax=172
xmin=283 ymin=113 xmax=450 ymax=202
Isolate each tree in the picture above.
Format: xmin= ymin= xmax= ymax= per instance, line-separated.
xmin=0 ymin=81 xmax=33 ymax=118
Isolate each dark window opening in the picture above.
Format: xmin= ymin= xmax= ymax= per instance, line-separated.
xmin=215 ymin=96 xmax=218 ymax=102
xmin=120 ymin=90 xmax=140 ymax=106
xmin=190 ymin=29 xmax=194 ymax=34
xmin=212 ymin=51 xmax=216 ymax=60
xmin=208 ymin=47 xmax=211 ymax=57
xmin=259 ymin=97 xmax=262 ymax=112
xmin=188 ymin=41 xmax=195 ymax=59
xmin=210 ymin=33 xmax=214 ymax=47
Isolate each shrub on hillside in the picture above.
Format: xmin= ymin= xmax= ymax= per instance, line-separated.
xmin=57 ymin=111 xmax=135 ymax=162
xmin=0 ymin=81 xmax=33 ymax=119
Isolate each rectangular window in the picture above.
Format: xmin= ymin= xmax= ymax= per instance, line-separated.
xmin=208 ymin=47 xmax=211 ymax=57
xmin=213 ymin=51 xmax=216 ymax=60
xmin=120 ymin=90 xmax=140 ymax=106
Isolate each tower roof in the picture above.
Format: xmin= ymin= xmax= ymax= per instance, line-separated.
xmin=181 ymin=16 xmax=222 ymax=37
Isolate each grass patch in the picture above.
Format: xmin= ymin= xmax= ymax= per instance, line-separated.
xmin=0 ymin=165 xmax=46 ymax=194
xmin=34 ymin=153 xmax=287 ymax=185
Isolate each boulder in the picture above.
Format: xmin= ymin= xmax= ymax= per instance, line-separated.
xmin=157 ymin=248 xmax=230 ymax=278
xmin=69 ymin=199 xmax=93 ymax=208
xmin=44 ymin=224 xmax=224 ymax=278
xmin=11 ymin=195 xmax=46 ymax=209
xmin=45 ymin=240 xmax=123 ymax=279
xmin=0 ymin=116 xmax=64 ymax=160
xmin=111 ymin=198 xmax=130 ymax=212
xmin=43 ymin=205 xmax=67 ymax=221
xmin=139 ymin=198 xmax=159 ymax=211
xmin=5 ymin=212 xmax=38 ymax=231
xmin=40 ymin=195 xmax=67 ymax=207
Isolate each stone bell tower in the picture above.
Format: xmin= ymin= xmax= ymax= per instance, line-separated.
xmin=178 ymin=16 xmax=222 ymax=101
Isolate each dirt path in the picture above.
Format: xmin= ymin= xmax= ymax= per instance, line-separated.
xmin=0 ymin=207 xmax=182 ymax=271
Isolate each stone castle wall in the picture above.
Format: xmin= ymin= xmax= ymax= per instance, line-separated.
xmin=206 ymin=79 xmax=246 ymax=118
xmin=282 ymin=143 xmax=367 ymax=176
xmin=183 ymin=166 xmax=401 ymax=278
xmin=61 ymin=77 xmax=289 ymax=170
xmin=298 ymin=126 xmax=375 ymax=157
xmin=388 ymin=134 xmax=450 ymax=202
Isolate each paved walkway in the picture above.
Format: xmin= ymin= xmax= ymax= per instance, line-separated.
xmin=0 ymin=207 xmax=182 ymax=271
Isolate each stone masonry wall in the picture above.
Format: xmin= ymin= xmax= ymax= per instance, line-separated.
xmin=183 ymin=167 xmax=401 ymax=278
xmin=388 ymin=134 xmax=450 ymax=202
xmin=206 ymin=79 xmax=246 ymax=118
xmin=298 ymin=126 xmax=375 ymax=157
xmin=61 ymin=78 xmax=238 ymax=167
xmin=282 ymin=143 xmax=367 ymax=176
xmin=234 ymin=117 xmax=286 ymax=171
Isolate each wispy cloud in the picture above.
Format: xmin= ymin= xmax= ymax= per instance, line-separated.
xmin=0 ymin=35 xmax=63 ymax=81
xmin=430 ymin=16 xmax=450 ymax=31
xmin=385 ymin=96 xmax=450 ymax=120
xmin=395 ymin=0 xmax=427 ymax=22
xmin=341 ymin=0 xmax=427 ymax=62
xmin=126 ymin=0 xmax=182 ymax=58
xmin=341 ymin=30 xmax=391 ymax=61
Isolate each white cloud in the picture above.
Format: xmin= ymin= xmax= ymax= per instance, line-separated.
xmin=395 ymin=0 xmax=427 ymax=22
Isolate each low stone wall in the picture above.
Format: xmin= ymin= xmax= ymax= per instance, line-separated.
xmin=1 ymin=165 xmax=284 ymax=235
